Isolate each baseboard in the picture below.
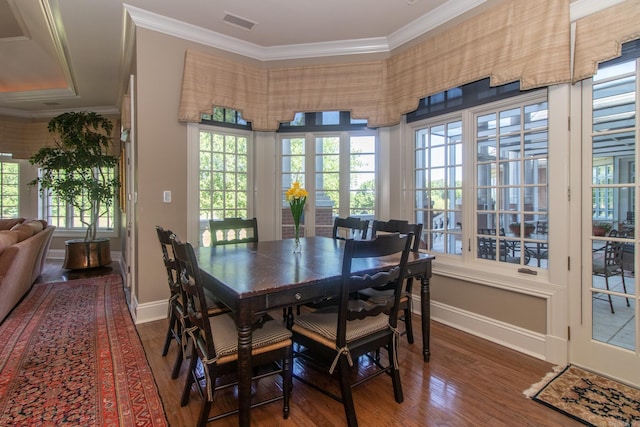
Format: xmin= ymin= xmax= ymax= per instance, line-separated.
xmin=409 ymin=294 xmax=552 ymax=361
xmin=131 ymin=293 xmax=566 ymax=364
xmin=134 ymin=299 xmax=169 ymax=324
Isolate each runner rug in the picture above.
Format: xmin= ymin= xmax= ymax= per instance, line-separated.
xmin=524 ymin=364 xmax=640 ymax=426
xmin=0 ymin=274 xmax=168 ymax=426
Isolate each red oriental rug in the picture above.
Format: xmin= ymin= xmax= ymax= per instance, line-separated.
xmin=0 ymin=274 xmax=168 ymax=426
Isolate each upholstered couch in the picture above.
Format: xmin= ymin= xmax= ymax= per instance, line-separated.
xmin=0 ymin=218 xmax=55 ymax=323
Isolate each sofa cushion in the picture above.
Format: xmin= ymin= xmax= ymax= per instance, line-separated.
xmin=10 ymin=224 xmax=34 ymax=242
xmin=0 ymin=218 xmax=24 ymax=231
xmin=0 ymin=230 xmax=18 ymax=255
xmin=22 ymin=220 xmax=45 ymax=234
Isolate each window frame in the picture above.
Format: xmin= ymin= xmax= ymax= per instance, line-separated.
xmin=187 ymin=122 xmax=255 ymax=246
xmin=406 ymin=87 xmax=566 ymax=289
xmin=0 ymin=157 xmax=20 ymax=218
xmin=35 ymin=166 xmax=118 ymax=238
xmin=277 ymin=129 xmax=378 ymax=239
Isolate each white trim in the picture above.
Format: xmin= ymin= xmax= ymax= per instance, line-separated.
xmin=123 ymin=1 xmax=623 ymax=62
xmin=124 ymin=0 xmax=487 ymax=61
xmin=133 ymin=299 xmax=168 ymax=324
xmin=570 ymin=0 xmax=628 ymax=22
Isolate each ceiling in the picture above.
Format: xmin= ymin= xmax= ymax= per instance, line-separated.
xmin=0 ymin=0 xmax=499 ymax=117
xmin=0 ymin=0 xmax=592 ymax=118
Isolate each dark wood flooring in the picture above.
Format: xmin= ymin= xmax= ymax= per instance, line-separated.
xmin=39 ymin=261 xmax=580 ymax=426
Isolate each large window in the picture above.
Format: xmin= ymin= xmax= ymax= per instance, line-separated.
xmin=41 ymin=168 xmax=117 ymax=232
xmin=198 ymin=126 xmax=250 ymax=246
xmin=0 ymin=159 xmax=19 ymax=218
xmin=415 ymin=120 xmax=462 ymax=254
xmin=412 ymin=82 xmax=549 ymax=270
xmin=280 ymin=112 xmax=376 ymax=239
xmin=475 ymin=100 xmax=548 ymax=267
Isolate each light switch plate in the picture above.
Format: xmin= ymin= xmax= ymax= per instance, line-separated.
xmin=163 ymin=190 xmax=171 ymax=203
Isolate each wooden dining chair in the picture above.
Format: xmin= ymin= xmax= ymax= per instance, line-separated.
xmin=332 ymin=216 xmax=369 ymax=240
xmin=357 ymin=219 xmax=423 ymax=344
xmin=291 ymin=232 xmax=413 ymax=427
xmin=170 ymin=235 xmax=293 ymax=426
xmin=209 ymin=217 xmax=258 ymax=245
xmin=155 ymin=226 xmax=230 ymax=380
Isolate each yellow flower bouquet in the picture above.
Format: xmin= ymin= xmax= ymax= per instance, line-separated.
xmin=285 ymin=182 xmax=308 ymax=252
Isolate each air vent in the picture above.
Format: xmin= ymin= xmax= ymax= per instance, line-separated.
xmin=223 ymin=12 xmax=256 ymax=31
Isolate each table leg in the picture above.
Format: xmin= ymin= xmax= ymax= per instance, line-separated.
xmin=420 ymin=274 xmax=431 ymax=362
xmin=237 ymin=322 xmax=253 ymax=427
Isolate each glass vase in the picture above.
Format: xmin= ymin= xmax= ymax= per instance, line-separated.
xmin=293 ymin=222 xmax=301 ymax=254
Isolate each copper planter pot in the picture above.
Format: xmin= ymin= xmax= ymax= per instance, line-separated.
xmin=63 ymin=238 xmax=112 ymax=270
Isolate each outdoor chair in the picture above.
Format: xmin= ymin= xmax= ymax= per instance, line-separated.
xmin=593 ymin=237 xmax=631 ymax=314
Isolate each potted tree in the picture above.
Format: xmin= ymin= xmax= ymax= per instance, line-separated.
xmin=29 ymin=112 xmax=120 ymax=269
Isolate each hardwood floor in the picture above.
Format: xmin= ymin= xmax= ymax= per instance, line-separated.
xmin=41 ymin=261 xmax=580 ymax=426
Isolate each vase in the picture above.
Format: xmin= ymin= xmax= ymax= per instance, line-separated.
xmin=293 ymin=222 xmax=301 ymax=254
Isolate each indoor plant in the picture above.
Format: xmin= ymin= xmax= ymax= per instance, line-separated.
xmin=28 ymin=111 xmax=120 ymax=269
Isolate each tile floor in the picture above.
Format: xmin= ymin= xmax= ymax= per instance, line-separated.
xmin=592 ymin=274 xmax=636 ymax=351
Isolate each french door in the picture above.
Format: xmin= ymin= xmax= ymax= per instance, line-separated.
xmin=572 ymin=57 xmax=640 ymax=386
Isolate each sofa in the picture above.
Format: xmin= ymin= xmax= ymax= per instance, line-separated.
xmin=0 ymin=218 xmax=55 ymax=323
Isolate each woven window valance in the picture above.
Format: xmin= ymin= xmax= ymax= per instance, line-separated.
xmin=573 ymin=0 xmax=640 ymax=83
xmin=179 ymin=0 xmax=571 ymax=131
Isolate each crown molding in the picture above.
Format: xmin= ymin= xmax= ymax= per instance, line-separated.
xmin=388 ymin=0 xmax=487 ymax=50
xmin=570 ymin=0 xmax=628 ymax=21
xmin=124 ymin=0 xmax=488 ymax=61
xmin=0 ymin=105 xmax=119 ymax=119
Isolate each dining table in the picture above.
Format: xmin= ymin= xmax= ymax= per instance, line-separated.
xmin=196 ymin=236 xmax=434 ymax=426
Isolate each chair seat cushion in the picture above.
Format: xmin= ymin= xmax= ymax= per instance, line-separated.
xmin=292 ymin=306 xmax=389 ymax=346
xmin=209 ymin=314 xmax=292 ymax=360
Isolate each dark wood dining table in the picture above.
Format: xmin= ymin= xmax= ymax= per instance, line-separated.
xmin=196 ymin=236 xmax=434 ymax=426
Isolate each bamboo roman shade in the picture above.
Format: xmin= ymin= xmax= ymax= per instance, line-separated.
xmin=573 ymin=0 xmax=640 ymax=83
xmin=179 ymin=0 xmax=572 ymax=131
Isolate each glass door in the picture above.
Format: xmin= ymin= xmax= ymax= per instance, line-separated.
xmin=573 ymin=57 xmax=640 ymax=386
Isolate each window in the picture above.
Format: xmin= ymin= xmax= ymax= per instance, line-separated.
xmin=0 ymin=159 xmax=19 ymax=218
xmin=415 ymin=120 xmax=462 ymax=254
xmin=197 ymin=126 xmax=251 ymax=246
xmin=412 ymin=81 xmax=549 ymax=269
xmin=280 ymin=112 xmax=376 ymax=238
xmin=475 ymin=100 xmax=548 ymax=267
xmin=41 ymin=168 xmax=117 ymax=232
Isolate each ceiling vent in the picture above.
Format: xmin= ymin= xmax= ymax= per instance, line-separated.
xmin=0 ymin=0 xmax=29 ymax=41
xmin=223 ymin=12 xmax=256 ymax=31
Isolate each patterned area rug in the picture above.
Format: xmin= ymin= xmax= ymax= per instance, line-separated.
xmin=0 ymin=275 xmax=168 ymax=426
xmin=525 ymin=365 xmax=640 ymax=426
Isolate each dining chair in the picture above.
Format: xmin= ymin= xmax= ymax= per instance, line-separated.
xmin=209 ymin=217 xmax=258 ymax=245
xmin=155 ymin=226 xmax=230 ymax=380
xmin=592 ymin=236 xmax=630 ymax=314
xmin=291 ymin=232 xmax=413 ymax=427
xmin=357 ymin=219 xmax=423 ymax=344
xmin=332 ymin=216 xmax=369 ymax=240
xmin=170 ymin=235 xmax=293 ymax=426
